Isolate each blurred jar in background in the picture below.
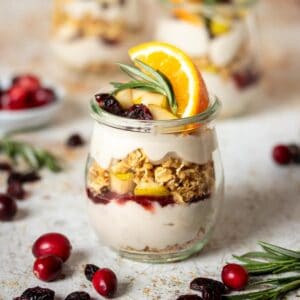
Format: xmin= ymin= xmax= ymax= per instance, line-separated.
xmin=51 ymin=0 xmax=143 ymax=72
xmin=156 ymin=0 xmax=262 ymax=118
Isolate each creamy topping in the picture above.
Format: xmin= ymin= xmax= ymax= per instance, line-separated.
xmin=90 ymin=122 xmax=218 ymax=168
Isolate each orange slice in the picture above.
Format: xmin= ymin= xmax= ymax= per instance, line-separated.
xmin=129 ymin=42 xmax=209 ymax=118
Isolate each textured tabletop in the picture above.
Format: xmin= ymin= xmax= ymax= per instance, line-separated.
xmin=0 ymin=1 xmax=300 ymax=299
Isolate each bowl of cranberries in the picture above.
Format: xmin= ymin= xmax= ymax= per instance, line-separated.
xmin=0 ymin=74 xmax=63 ymax=132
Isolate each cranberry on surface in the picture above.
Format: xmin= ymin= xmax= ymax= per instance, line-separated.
xmin=125 ymin=104 xmax=153 ymax=120
xmin=33 ymin=255 xmax=63 ymax=282
xmin=0 ymin=162 xmax=12 ymax=172
xmin=32 ymin=87 xmax=55 ymax=107
xmin=64 ymin=291 xmax=91 ymax=300
xmin=2 ymin=86 xmax=29 ymax=110
xmin=288 ymin=144 xmax=300 ymax=164
xmin=272 ymin=144 xmax=292 ymax=165
xmin=95 ymin=93 xmax=124 ymax=116
xmin=177 ymin=295 xmax=203 ymax=300
xmin=232 ymin=70 xmax=259 ymax=90
xmin=13 ymin=74 xmax=40 ymax=92
xmin=221 ymin=263 xmax=249 ymax=291
xmin=7 ymin=181 xmax=26 ymax=200
xmin=84 ymin=263 xmax=100 ymax=281
xmin=18 ymin=286 xmax=55 ymax=300
xmin=32 ymin=232 xmax=72 ymax=262
xmin=92 ymin=268 xmax=118 ymax=298
xmin=0 ymin=193 xmax=17 ymax=221
xmin=66 ymin=133 xmax=85 ymax=148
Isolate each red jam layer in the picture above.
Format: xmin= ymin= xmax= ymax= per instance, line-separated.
xmin=86 ymin=188 xmax=209 ymax=211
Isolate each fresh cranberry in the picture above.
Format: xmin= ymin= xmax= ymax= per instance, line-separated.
xmin=84 ymin=263 xmax=100 ymax=281
xmin=33 ymin=255 xmax=63 ymax=282
xmin=272 ymin=144 xmax=292 ymax=165
xmin=2 ymin=86 xmax=29 ymax=110
xmin=66 ymin=134 xmax=85 ymax=148
xmin=13 ymin=74 xmax=40 ymax=92
xmin=32 ymin=232 xmax=72 ymax=262
xmin=92 ymin=268 xmax=118 ymax=298
xmin=221 ymin=263 xmax=249 ymax=290
xmin=7 ymin=181 xmax=26 ymax=200
xmin=232 ymin=70 xmax=259 ymax=90
xmin=95 ymin=93 xmax=124 ymax=116
xmin=177 ymin=295 xmax=203 ymax=300
xmin=0 ymin=194 xmax=17 ymax=221
xmin=125 ymin=104 xmax=153 ymax=120
xmin=17 ymin=286 xmax=55 ymax=300
xmin=65 ymin=291 xmax=91 ymax=300
xmin=32 ymin=87 xmax=55 ymax=107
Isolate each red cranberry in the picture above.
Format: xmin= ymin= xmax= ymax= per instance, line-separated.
xmin=33 ymin=255 xmax=63 ymax=282
xmin=2 ymin=86 xmax=29 ymax=110
xmin=221 ymin=263 xmax=249 ymax=290
xmin=0 ymin=194 xmax=17 ymax=221
xmin=272 ymin=144 xmax=292 ymax=165
xmin=14 ymin=74 xmax=40 ymax=92
xmin=92 ymin=268 xmax=118 ymax=298
xmin=32 ymin=87 xmax=55 ymax=107
xmin=32 ymin=232 xmax=72 ymax=262
xmin=125 ymin=104 xmax=153 ymax=120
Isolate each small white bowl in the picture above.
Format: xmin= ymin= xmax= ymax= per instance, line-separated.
xmin=0 ymin=76 xmax=64 ymax=135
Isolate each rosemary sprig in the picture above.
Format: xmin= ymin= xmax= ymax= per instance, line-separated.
xmin=233 ymin=242 xmax=300 ymax=275
xmin=111 ymin=59 xmax=177 ymax=114
xmin=0 ymin=138 xmax=62 ymax=172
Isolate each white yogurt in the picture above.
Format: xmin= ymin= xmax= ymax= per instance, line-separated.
xmin=87 ymin=195 xmax=217 ymax=251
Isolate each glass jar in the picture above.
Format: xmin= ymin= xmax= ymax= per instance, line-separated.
xmin=156 ymin=0 xmax=262 ymax=117
xmin=85 ymin=96 xmax=224 ymax=263
xmin=51 ymin=0 xmax=143 ymax=71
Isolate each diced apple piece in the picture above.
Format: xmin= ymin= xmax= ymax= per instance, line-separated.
xmin=115 ymin=89 xmax=133 ymax=109
xmin=148 ymin=104 xmax=178 ymax=120
xmin=110 ymin=172 xmax=135 ymax=194
xmin=134 ymin=182 xmax=170 ymax=197
xmin=132 ymin=89 xmax=168 ymax=108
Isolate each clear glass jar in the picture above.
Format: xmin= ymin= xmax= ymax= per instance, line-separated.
xmin=51 ymin=0 xmax=143 ymax=71
xmin=85 ymin=96 xmax=224 ymax=263
xmin=156 ymin=0 xmax=262 ymax=117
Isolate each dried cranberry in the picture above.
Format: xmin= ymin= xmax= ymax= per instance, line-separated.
xmin=64 ymin=291 xmax=91 ymax=300
xmin=0 ymin=162 xmax=12 ymax=172
xmin=92 ymin=268 xmax=118 ymax=298
xmin=272 ymin=144 xmax=292 ymax=165
xmin=288 ymin=144 xmax=300 ymax=164
xmin=177 ymin=295 xmax=203 ymax=300
xmin=7 ymin=180 xmax=26 ymax=200
xmin=66 ymin=134 xmax=85 ymax=148
xmin=33 ymin=255 xmax=63 ymax=282
xmin=95 ymin=93 xmax=124 ymax=116
xmin=13 ymin=74 xmax=40 ymax=92
xmin=232 ymin=69 xmax=260 ymax=90
xmin=18 ymin=286 xmax=55 ymax=300
xmin=84 ymin=264 xmax=100 ymax=281
xmin=0 ymin=193 xmax=17 ymax=221
xmin=32 ymin=88 xmax=55 ymax=107
xmin=101 ymin=36 xmax=121 ymax=46
xmin=125 ymin=104 xmax=153 ymax=120
xmin=8 ymin=171 xmax=40 ymax=184
xmin=190 ymin=278 xmax=226 ymax=300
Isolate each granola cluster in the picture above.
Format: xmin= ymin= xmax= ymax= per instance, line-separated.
xmin=87 ymin=149 xmax=215 ymax=204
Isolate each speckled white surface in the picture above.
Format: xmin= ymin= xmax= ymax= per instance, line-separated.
xmin=0 ymin=1 xmax=300 ymax=299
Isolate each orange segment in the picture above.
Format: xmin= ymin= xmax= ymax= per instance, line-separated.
xmin=129 ymin=42 xmax=209 ymax=118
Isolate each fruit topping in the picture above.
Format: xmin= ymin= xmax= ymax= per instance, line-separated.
xmin=33 ymin=255 xmax=63 ymax=282
xmin=148 ymin=104 xmax=177 ymax=120
xmin=134 ymin=182 xmax=170 ymax=197
xmin=272 ymin=144 xmax=292 ymax=165
xmin=92 ymin=268 xmax=118 ymax=298
xmin=66 ymin=133 xmax=85 ymax=148
xmin=16 ymin=286 xmax=55 ymax=300
xmin=84 ymin=264 xmax=100 ymax=281
xmin=32 ymin=232 xmax=72 ymax=262
xmin=124 ymin=104 xmax=153 ymax=120
xmin=64 ymin=291 xmax=91 ymax=300
xmin=132 ymin=89 xmax=168 ymax=108
xmin=0 ymin=193 xmax=17 ymax=221
xmin=177 ymin=295 xmax=203 ymax=300
xmin=110 ymin=172 xmax=135 ymax=194
xmin=95 ymin=93 xmax=124 ymax=115
xmin=115 ymin=89 xmax=133 ymax=109
xmin=221 ymin=263 xmax=249 ymax=290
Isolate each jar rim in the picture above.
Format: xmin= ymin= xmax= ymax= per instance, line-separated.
xmin=90 ymin=94 xmax=221 ymax=132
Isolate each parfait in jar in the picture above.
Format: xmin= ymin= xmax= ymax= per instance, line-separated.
xmin=156 ymin=0 xmax=262 ymax=117
xmin=51 ymin=0 xmax=142 ymax=71
xmin=86 ymin=42 xmax=224 ymax=262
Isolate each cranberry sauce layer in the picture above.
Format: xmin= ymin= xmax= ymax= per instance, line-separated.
xmin=86 ymin=188 xmax=210 ymax=211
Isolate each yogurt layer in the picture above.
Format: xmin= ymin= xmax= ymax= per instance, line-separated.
xmin=90 ymin=122 xmax=218 ymax=168
xmin=87 ymin=195 xmax=217 ymax=251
